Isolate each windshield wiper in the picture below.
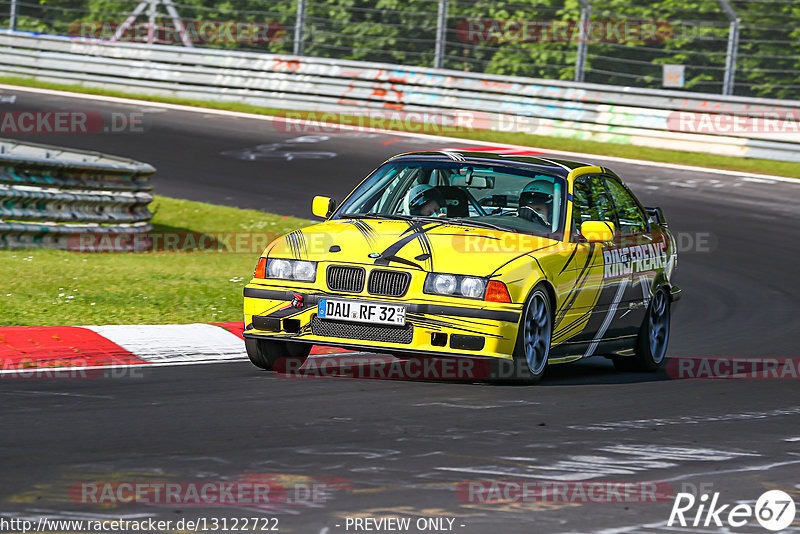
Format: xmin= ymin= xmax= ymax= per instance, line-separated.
xmin=339 ymin=213 xmax=411 ymax=221
xmin=445 ymin=218 xmax=519 ymax=233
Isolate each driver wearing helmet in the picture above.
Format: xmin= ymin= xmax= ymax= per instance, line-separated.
xmin=404 ymin=184 xmax=446 ymax=217
xmin=518 ymin=180 xmax=554 ymax=226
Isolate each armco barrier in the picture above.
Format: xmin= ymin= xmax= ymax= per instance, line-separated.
xmin=0 ymin=137 xmax=154 ymax=250
xmin=0 ymin=32 xmax=799 ymax=162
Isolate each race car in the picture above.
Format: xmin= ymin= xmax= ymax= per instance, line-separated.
xmin=242 ymin=150 xmax=680 ymax=382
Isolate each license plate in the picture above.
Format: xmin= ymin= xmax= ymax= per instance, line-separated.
xmin=318 ymin=298 xmax=406 ymax=326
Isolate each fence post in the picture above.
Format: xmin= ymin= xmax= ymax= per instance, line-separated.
xmin=434 ymin=0 xmax=449 ymax=69
xmin=574 ymin=0 xmax=591 ymax=83
xmin=718 ymin=0 xmax=740 ymax=96
xmin=294 ymin=0 xmax=306 ymax=56
xmin=9 ymin=0 xmax=17 ymax=30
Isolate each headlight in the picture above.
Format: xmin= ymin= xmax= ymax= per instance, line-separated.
xmin=292 ymin=261 xmax=317 ymax=281
xmin=433 ymin=274 xmax=457 ymax=295
xmin=424 ymin=273 xmax=488 ymax=299
xmin=460 ymin=277 xmax=486 ymax=299
xmin=266 ymin=258 xmax=317 ymax=282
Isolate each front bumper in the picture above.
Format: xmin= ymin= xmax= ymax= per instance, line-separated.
xmin=243 ymin=284 xmax=522 ymax=360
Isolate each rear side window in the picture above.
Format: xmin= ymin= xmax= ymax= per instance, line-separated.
xmin=571 ymin=175 xmax=616 ymax=241
xmin=603 ymin=178 xmax=649 ymax=234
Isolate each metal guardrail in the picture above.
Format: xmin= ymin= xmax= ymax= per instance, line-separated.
xmin=0 ymin=137 xmax=154 ymax=250
xmin=0 ymin=32 xmax=799 ymax=163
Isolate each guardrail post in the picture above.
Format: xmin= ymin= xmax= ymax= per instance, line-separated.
xmin=574 ymin=0 xmax=591 ymax=83
xmin=9 ymin=0 xmax=17 ymax=31
xmin=146 ymin=0 xmax=157 ymax=44
xmin=294 ymin=0 xmax=306 ymax=56
xmin=434 ymin=0 xmax=449 ymax=69
xmin=112 ymin=0 xmax=192 ymax=47
xmin=718 ymin=0 xmax=740 ymax=96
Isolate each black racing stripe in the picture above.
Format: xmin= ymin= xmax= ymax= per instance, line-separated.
xmin=244 ymin=287 xmax=321 ymax=305
xmin=556 ymin=253 xmax=592 ymax=320
xmin=260 ymin=302 xmax=288 ymax=316
xmin=289 ymin=232 xmax=298 ymax=259
xmin=400 ymin=220 xmax=430 ymax=237
xmin=489 ymin=243 xmax=558 ymax=277
xmin=418 ymin=230 xmax=435 ymax=271
xmin=243 ymin=331 xmax=505 ymax=358
xmin=348 ymin=219 xmax=377 ymax=247
xmin=272 ymin=307 xmax=313 ymax=319
xmin=559 ymin=246 xmax=579 ymax=274
xmin=427 ymin=233 xmax=501 ymax=240
xmin=285 ymin=231 xmax=299 ymax=259
xmin=377 ymin=222 xmax=444 ymax=267
xmin=358 ymin=220 xmax=377 ymax=246
xmin=409 ymin=303 xmax=518 ymax=323
xmin=567 ymin=281 xmax=628 ymax=344
xmin=555 ymin=307 xmax=594 ymax=339
xmin=406 ymin=314 xmax=505 ymax=338
xmin=555 ymin=243 xmax=596 ymax=323
xmin=297 ymin=231 xmax=307 ymax=258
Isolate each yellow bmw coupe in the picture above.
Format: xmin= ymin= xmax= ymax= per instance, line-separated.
xmin=242 ymin=150 xmax=680 ymax=382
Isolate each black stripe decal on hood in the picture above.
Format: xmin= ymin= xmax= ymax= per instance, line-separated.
xmin=346 ymin=219 xmax=378 ymax=248
xmin=375 ymin=221 xmax=443 ymax=270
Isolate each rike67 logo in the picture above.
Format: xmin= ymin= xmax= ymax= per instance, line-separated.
xmin=668 ymin=490 xmax=796 ymax=531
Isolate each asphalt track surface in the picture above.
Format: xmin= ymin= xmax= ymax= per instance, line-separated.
xmin=1 ymin=87 xmax=799 ymax=533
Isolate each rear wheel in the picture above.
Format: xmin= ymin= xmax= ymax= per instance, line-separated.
xmin=245 ymin=338 xmax=311 ymax=371
xmin=494 ymin=285 xmax=552 ymax=383
xmin=614 ymin=288 xmax=670 ymax=372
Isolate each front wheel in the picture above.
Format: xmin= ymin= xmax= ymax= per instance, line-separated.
xmin=245 ymin=338 xmax=311 ymax=371
xmin=494 ymin=285 xmax=552 ymax=383
xmin=614 ymin=288 xmax=670 ymax=372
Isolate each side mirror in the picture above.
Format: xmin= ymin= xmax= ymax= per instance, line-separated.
xmin=312 ymin=196 xmax=336 ymax=219
xmin=580 ymin=221 xmax=615 ymax=243
xmin=644 ymin=206 xmax=667 ymax=227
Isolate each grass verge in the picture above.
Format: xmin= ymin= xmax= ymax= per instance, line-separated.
xmin=0 ymin=196 xmax=310 ymax=326
xmin=1 ymin=75 xmax=799 ymax=179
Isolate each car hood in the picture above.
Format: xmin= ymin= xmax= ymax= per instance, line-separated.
xmin=265 ymin=219 xmax=559 ymax=276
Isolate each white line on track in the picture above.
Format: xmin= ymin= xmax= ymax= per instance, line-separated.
xmin=2 ymin=83 xmax=799 ymax=185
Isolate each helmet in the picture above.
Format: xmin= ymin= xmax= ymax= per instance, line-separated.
xmin=519 ymin=179 xmax=554 ymax=225
xmin=403 ymin=184 xmax=445 ymax=216
xmin=519 ymin=179 xmax=554 ymax=206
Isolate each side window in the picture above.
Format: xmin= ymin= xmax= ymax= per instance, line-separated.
xmin=604 ymin=178 xmax=648 ymax=235
xmin=571 ymin=176 xmax=616 ymax=241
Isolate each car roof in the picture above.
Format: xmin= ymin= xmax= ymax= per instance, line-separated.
xmin=387 ymin=149 xmax=594 ymax=178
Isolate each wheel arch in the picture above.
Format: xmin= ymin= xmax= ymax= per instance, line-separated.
xmin=520 ymin=277 xmax=557 ymax=324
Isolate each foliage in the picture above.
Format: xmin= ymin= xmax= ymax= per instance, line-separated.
xmin=4 ymin=0 xmax=799 ymax=98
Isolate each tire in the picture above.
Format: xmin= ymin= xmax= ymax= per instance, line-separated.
xmin=614 ymin=288 xmax=670 ymax=372
xmin=245 ymin=338 xmax=311 ymax=371
xmin=494 ymin=285 xmax=553 ymax=384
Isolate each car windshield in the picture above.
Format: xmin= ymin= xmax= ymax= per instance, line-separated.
xmin=334 ymin=160 xmax=567 ymax=238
